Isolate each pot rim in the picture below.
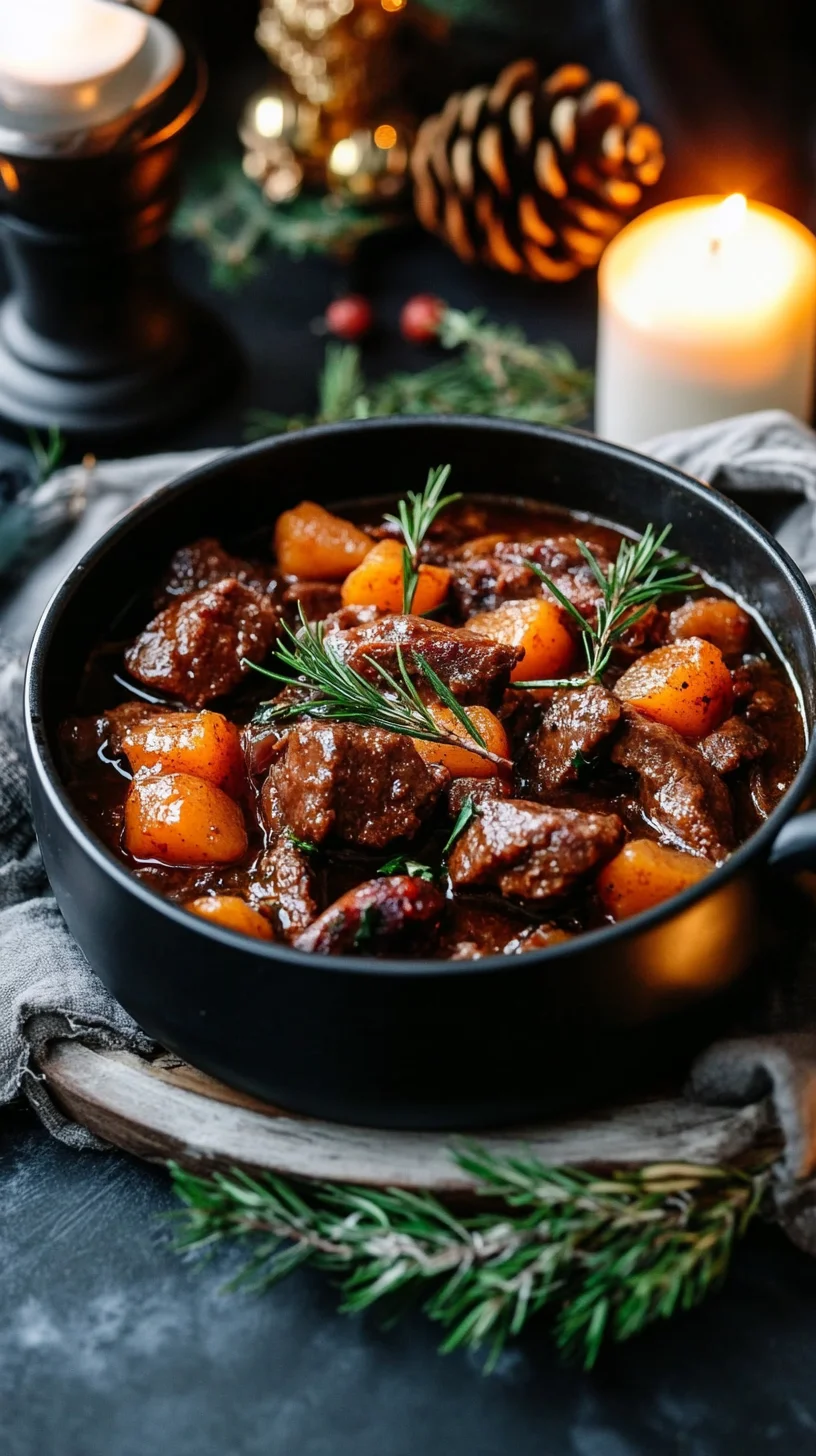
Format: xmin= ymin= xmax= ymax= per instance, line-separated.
xmin=24 ymin=414 xmax=816 ymax=977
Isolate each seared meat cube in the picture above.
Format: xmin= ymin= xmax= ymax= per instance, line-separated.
xmin=523 ymin=685 xmax=622 ymax=795
xmin=281 ymin=580 xmax=342 ymax=623
xmin=295 ymin=876 xmax=445 ymax=955
xmin=250 ymin=837 xmax=318 ymax=941
xmin=269 ymin=719 xmax=449 ymax=849
xmin=158 ymin=538 xmax=273 ymax=606
xmin=447 ymin=798 xmax=624 ymax=900
xmin=325 ymin=613 xmax=520 ymax=705
xmin=447 ymin=775 xmax=510 ymax=817
xmin=700 ymin=716 xmax=768 ymax=775
xmin=60 ymin=701 xmax=164 ymax=766
xmin=611 ymin=706 xmax=734 ymax=861
xmin=450 ymin=534 xmax=611 ymax=621
xmin=440 ymin=903 xmax=536 ymax=960
xmin=126 ymin=579 xmax=279 ymax=709
xmin=504 ymin=924 xmax=573 ymax=954
xmin=732 ymin=659 xmax=805 ymax=816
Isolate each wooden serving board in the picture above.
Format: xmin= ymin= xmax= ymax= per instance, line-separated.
xmin=39 ymin=1042 xmax=778 ymax=1192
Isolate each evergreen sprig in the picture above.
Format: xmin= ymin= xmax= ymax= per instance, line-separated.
xmin=384 ymin=463 xmax=461 ymax=611
xmin=517 ymin=524 xmax=699 ymax=690
xmin=245 ymin=307 xmax=593 ymax=440
xmin=168 ymin=1148 xmax=771 ymax=1369
xmin=247 ymin=609 xmax=511 ymax=771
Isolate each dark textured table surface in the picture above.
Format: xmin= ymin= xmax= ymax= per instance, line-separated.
xmin=4 ymin=67 xmax=816 ymax=1452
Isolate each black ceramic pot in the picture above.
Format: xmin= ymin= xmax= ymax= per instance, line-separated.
xmin=24 ymin=418 xmax=816 ymax=1128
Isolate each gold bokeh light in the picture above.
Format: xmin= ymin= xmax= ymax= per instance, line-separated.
xmin=373 ymin=123 xmax=397 ymax=150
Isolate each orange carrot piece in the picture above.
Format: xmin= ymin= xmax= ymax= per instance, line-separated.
xmin=120 ymin=711 xmax=245 ymax=796
xmin=124 ymin=772 xmax=248 ymax=865
xmin=597 ymin=839 xmax=711 ymax=921
xmin=614 ymin=636 xmax=733 ymax=737
xmin=340 ymin=538 xmax=451 ymax=615
xmin=185 ymin=895 xmax=274 ymax=940
xmin=274 ymin=501 xmax=372 ymax=581
xmin=467 ymin=598 xmax=575 ymax=682
xmin=412 ymin=704 xmax=509 ymax=778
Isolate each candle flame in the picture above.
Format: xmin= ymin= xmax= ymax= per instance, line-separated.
xmin=711 ymin=193 xmax=747 ymax=246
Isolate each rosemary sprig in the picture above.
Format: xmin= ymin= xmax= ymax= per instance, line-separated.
xmin=247 ymin=610 xmax=511 ymax=771
xmin=168 ymin=1148 xmax=771 ymax=1370
xmin=245 ymin=307 xmax=593 ymax=441
xmin=439 ymin=793 xmax=478 ymax=860
xmin=517 ymin=524 xmax=698 ymax=690
xmin=383 ymin=464 xmax=461 ymax=612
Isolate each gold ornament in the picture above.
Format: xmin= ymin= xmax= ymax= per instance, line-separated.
xmin=248 ymin=0 xmax=433 ymax=200
xmin=412 ymin=60 xmax=665 ymax=281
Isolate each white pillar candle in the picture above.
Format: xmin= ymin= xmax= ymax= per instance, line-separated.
xmin=596 ymin=194 xmax=816 ymax=446
xmin=0 ymin=0 xmax=148 ymax=111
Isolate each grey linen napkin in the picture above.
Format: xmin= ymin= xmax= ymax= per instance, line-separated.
xmin=3 ymin=416 xmax=816 ymax=1246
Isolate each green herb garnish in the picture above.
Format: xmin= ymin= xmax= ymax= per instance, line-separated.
xmin=440 ymin=794 xmax=478 ymax=860
xmin=353 ymin=904 xmax=383 ymax=949
xmin=383 ymin=463 xmax=461 ymax=613
xmin=517 ymin=524 xmax=698 ymax=690
xmin=285 ymin=829 xmax=319 ymax=855
xmin=246 ymin=609 xmax=511 ymax=772
xmin=377 ymin=855 xmax=437 ymax=883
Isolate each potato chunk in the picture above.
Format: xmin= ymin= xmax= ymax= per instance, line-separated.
xmin=614 ymin=637 xmax=733 ymax=738
xmin=668 ymin=597 xmax=751 ymax=660
xmin=185 ymin=895 xmax=273 ymax=939
xmin=124 ymin=772 xmax=248 ymax=865
xmin=340 ymin=538 xmax=451 ymax=615
xmin=467 ymin=599 xmax=575 ymax=682
xmin=274 ymin=501 xmax=372 ymax=581
xmin=120 ymin=711 xmax=245 ymax=796
xmin=597 ymin=838 xmax=711 ymax=921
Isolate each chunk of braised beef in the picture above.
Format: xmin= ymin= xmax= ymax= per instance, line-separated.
xmin=732 ymin=659 xmax=805 ymax=817
xmin=325 ymin=613 xmax=520 ymax=705
xmin=294 ymin=876 xmax=445 ymax=955
xmin=611 ymin=706 xmax=734 ymax=861
xmin=522 ymin=685 xmax=622 ymax=796
xmin=321 ymin=602 xmax=381 ymax=633
xmin=281 ymin=580 xmax=342 ymax=623
xmin=450 ymin=534 xmax=611 ymax=621
xmin=126 ymin=579 xmax=279 ymax=709
xmin=243 ymin=685 xmax=315 ymax=779
xmin=269 ymin=719 xmax=449 ymax=849
xmin=249 ymin=838 xmax=318 ymax=941
xmin=700 ymin=716 xmax=768 ymax=775
xmin=447 ymin=798 xmax=624 ymax=900
xmin=157 ymin=538 xmax=273 ymax=606
xmin=439 ymin=903 xmax=536 ymax=960
xmin=60 ymin=701 xmax=163 ymax=767
xmin=447 ymin=775 xmax=510 ymax=818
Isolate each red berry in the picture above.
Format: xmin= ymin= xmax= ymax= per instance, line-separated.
xmin=324 ymin=294 xmax=374 ymax=341
xmin=400 ymin=294 xmax=446 ymax=345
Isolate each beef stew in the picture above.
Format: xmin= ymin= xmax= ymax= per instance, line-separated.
xmin=59 ymin=475 xmax=806 ymax=960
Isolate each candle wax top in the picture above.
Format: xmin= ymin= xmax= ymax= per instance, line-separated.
xmin=0 ymin=0 xmax=148 ymax=88
xmin=601 ymin=197 xmax=816 ymax=344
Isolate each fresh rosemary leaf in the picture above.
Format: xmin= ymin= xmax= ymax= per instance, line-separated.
xmin=377 ymin=855 xmax=437 ymax=882
xmin=413 ymin=653 xmax=488 ymax=750
xmin=247 ymin=608 xmax=510 ymax=770
xmin=169 ymin=1149 xmax=771 ymax=1370
xmin=384 ymin=464 xmax=461 ymax=613
xmin=520 ymin=524 xmax=698 ymax=690
xmin=440 ymin=794 xmax=478 ymax=859
xmin=353 ymin=904 xmax=383 ymax=948
xmin=285 ymin=829 xmax=319 ymax=855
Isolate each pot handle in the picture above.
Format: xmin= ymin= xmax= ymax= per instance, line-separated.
xmin=767 ymin=811 xmax=816 ymax=872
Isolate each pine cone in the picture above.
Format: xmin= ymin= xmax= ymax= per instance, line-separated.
xmin=411 ymin=61 xmax=664 ymax=281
